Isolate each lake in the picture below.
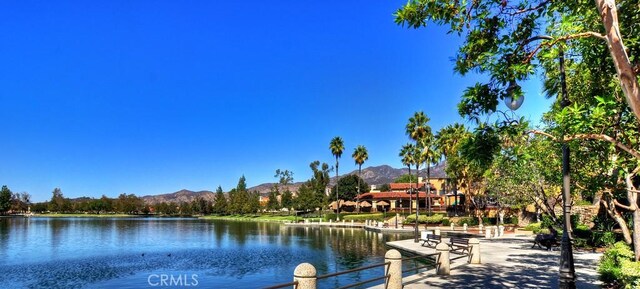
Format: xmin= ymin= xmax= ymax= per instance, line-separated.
xmin=0 ymin=217 xmax=413 ymax=289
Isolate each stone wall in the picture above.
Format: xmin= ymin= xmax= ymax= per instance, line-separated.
xmin=517 ymin=205 xmax=599 ymax=227
xmin=554 ymin=205 xmax=600 ymax=226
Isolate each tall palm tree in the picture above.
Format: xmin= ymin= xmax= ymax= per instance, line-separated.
xmin=329 ymin=136 xmax=344 ymax=216
xmin=435 ymin=123 xmax=469 ymax=215
xmin=406 ymin=111 xmax=431 ymax=242
xmin=421 ymin=141 xmax=439 ymax=214
xmin=399 ymin=143 xmax=416 ymax=214
xmin=352 ymin=145 xmax=368 ymax=213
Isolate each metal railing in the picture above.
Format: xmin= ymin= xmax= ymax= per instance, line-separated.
xmin=316 ymin=261 xmax=391 ymax=289
xmin=262 ymin=262 xmax=390 ymax=289
xmin=261 ymin=240 xmax=483 ymax=289
xmin=263 ymin=280 xmax=298 ymax=289
xmin=400 ymin=252 xmax=440 ymax=275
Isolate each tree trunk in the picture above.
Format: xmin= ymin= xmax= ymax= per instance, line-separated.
xmin=336 ymin=158 xmax=340 ymax=218
xmin=595 ymin=0 xmax=640 ymax=123
xmin=625 ymin=171 xmax=640 ymax=261
xmin=634 ymin=210 xmax=640 ymax=261
xmin=357 ymin=165 xmax=361 ymax=214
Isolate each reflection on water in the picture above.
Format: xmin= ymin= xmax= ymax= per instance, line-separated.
xmin=0 ymin=217 xmax=411 ymax=289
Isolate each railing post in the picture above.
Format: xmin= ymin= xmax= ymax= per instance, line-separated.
xmin=469 ymin=238 xmax=481 ymax=264
xmin=463 ymin=223 xmax=468 ymax=232
xmin=436 ymin=243 xmax=450 ymax=275
xmin=485 ymin=227 xmax=491 ymax=239
xmin=450 ymin=223 xmax=454 ymax=231
xmin=434 ymin=227 xmax=440 ymax=236
xmin=498 ymin=225 xmax=504 ymax=237
xmin=293 ymin=263 xmax=317 ymax=289
xmin=385 ymin=249 xmax=402 ymax=289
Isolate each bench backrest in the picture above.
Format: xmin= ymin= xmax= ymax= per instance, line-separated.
xmin=450 ymin=237 xmax=469 ymax=244
xmin=427 ymin=234 xmax=441 ymax=240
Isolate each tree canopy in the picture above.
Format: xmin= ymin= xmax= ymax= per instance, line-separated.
xmin=331 ymin=174 xmax=370 ymax=201
xmin=395 ymin=0 xmax=640 ymax=260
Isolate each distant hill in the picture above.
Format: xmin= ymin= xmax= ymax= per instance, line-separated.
xmin=141 ymin=189 xmax=215 ymax=204
xmin=331 ymin=162 xmax=448 ymax=186
xmin=246 ymin=183 xmax=302 ymax=197
xmin=141 ymin=163 xmax=450 ymax=202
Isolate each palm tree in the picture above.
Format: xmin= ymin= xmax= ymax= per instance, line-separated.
xmin=421 ymin=141 xmax=439 ymax=214
xmin=435 ymin=123 xmax=469 ymax=215
xmin=406 ymin=111 xmax=431 ymax=242
xmin=399 ymin=143 xmax=416 ymax=214
xmin=352 ymin=145 xmax=368 ymax=213
xmin=330 ymin=136 xmax=344 ymax=216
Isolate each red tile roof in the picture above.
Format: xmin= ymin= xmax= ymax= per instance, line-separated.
xmin=357 ymin=191 xmax=442 ymax=200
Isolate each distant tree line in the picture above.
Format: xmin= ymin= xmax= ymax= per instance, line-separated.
xmin=26 ymin=188 xmax=217 ymax=216
xmin=2 ymin=160 xmax=342 ymax=216
xmin=0 ymin=185 xmax=31 ymax=215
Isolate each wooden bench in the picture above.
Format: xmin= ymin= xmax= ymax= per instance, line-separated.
xmin=420 ymin=234 xmax=441 ymax=247
xmin=532 ymin=235 xmax=561 ymax=251
xmin=449 ymin=237 xmax=471 ymax=254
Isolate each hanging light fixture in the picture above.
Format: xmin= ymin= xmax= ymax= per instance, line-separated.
xmin=504 ymin=80 xmax=524 ymax=110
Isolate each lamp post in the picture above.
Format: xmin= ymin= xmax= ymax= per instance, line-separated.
xmin=413 ymin=187 xmax=420 ymax=243
xmin=506 ymin=35 xmax=575 ymax=289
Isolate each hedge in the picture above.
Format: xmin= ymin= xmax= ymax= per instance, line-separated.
xmin=404 ymin=214 xmax=445 ymax=224
xmin=343 ymin=213 xmax=385 ymax=222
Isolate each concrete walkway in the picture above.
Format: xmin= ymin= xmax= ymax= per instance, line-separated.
xmin=379 ymin=236 xmax=602 ymax=289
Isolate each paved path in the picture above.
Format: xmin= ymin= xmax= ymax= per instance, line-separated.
xmin=378 ymin=236 xmax=602 ymax=289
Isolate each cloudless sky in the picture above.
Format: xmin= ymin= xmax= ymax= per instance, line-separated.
xmin=0 ymin=1 xmax=552 ymax=202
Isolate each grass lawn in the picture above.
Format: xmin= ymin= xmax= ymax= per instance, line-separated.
xmin=33 ymin=213 xmax=138 ymax=218
xmin=199 ymin=214 xmax=317 ymax=222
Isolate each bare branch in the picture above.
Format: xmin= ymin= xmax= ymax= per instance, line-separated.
xmin=614 ymin=199 xmax=634 ymax=211
xmin=565 ymin=134 xmax=640 ymax=160
xmin=528 ymin=129 xmax=557 ymax=141
xmin=595 ymin=0 xmax=640 ymax=123
xmin=523 ymin=32 xmax=607 ymax=63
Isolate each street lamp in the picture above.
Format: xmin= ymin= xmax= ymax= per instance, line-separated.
xmin=413 ymin=187 xmax=420 ymax=243
xmin=507 ymin=35 xmax=576 ymax=289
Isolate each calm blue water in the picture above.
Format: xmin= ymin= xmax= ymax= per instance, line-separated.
xmin=0 ymin=217 xmax=412 ymax=289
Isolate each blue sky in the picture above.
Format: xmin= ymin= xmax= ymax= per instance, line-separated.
xmin=0 ymin=1 xmax=551 ymax=202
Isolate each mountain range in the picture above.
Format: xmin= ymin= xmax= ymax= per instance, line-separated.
xmin=140 ymin=163 xmax=448 ymax=204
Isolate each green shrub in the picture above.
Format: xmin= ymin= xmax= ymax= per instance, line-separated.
xmin=404 ymin=214 xmax=445 ymax=224
xmin=324 ymin=213 xmax=343 ymax=221
xmin=599 ymin=241 xmax=637 ymax=287
xmin=573 ymin=237 xmax=588 ymax=248
xmin=523 ymin=222 xmax=543 ymax=233
xmin=482 ymin=217 xmax=496 ymax=225
xmin=343 ymin=213 xmax=384 ymax=222
xmin=591 ymin=231 xmax=617 ymax=248
xmin=441 ymin=218 xmax=451 ymax=226
xmin=507 ymin=216 xmax=519 ymax=225
xmin=573 ymin=224 xmax=591 ymax=239
xmin=574 ymin=199 xmax=592 ymax=206
xmin=620 ymin=260 xmax=640 ymax=288
xmin=455 ymin=217 xmax=478 ymax=226
xmin=541 ymin=215 xmax=555 ymax=228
